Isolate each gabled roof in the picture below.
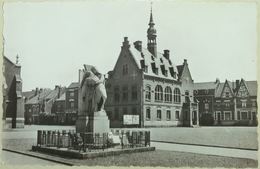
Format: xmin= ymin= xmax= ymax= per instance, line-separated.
xmin=56 ymin=93 xmax=66 ymax=101
xmin=245 ymin=81 xmax=257 ymax=96
xmin=26 ymin=89 xmax=52 ymax=104
xmin=177 ymin=65 xmax=184 ymax=77
xmin=68 ymin=82 xmax=79 ymax=89
xmin=193 ymin=82 xmax=218 ymax=90
xmin=129 ymin=45 xmax=179 ymax=80
xmin=216 ymin=80 xmax=234 ymax=98
xmin=22 ymin=91 xmax=35 ymax=99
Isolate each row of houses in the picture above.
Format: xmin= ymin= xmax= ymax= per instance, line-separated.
xmin=23 ymin=82 xmax=79 ymax=125
xmin=194 ymin=79 xmax=257 ymax=126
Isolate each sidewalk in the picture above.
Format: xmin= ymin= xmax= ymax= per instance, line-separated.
xmin=152 ymin=141 xmax=258 ymax=160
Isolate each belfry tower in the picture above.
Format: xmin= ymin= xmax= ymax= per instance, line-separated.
xmin=147 ymin=4 xmax=157 ymax=57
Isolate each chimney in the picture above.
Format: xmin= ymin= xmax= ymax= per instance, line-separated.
xmin=35 ymin=87 xmax=39 ymax=96
xmin=236 ymin=80 xmax=240 ymax=90
xmin=134 ymin=41 xmax=142 ymax=52
xmin=215 ymin=78 xmax=220 ymax=84
xmin=122 ymin=37 xmax=130 ymax=49
xmin=163 ymin=50 xmax=170 ymax=60
xmin=58 ymin=87 xmax=61 ymax=98
xmin=184 ymin=59 xmax=188 ymax=65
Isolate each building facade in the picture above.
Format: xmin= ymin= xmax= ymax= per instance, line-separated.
xmin=24 ymin=86 xmax=65 ymax=124
xmin=3 ymin=56 xmax=24 ymax=128
xmin=194 ymin=79 xmax=257 ymax=126
xmin=105 ymin=10 xmax=199 ymax=128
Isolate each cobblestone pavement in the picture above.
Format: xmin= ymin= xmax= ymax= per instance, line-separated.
xmin=1 ymin=125 xmax=258 ymax=167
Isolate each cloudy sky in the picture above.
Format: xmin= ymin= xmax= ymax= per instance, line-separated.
xmin=3 ymin=1 xmax=257 ymax=91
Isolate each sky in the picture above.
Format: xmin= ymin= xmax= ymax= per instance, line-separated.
xmin=3 ymin=1 xmax=257 ymax=91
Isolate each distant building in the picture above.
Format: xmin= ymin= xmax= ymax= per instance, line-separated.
xmin=53 ymin=93 xmax=66 ymax=124
xmin=194 ymin=79 xmax=257 ymax=126
xmin=65 ymin=82 xmax=79 ymax=114
xmin=24 ymin=86 xmax=65 ymax=124
xmin=3 ymin=56 xmax=24 ymax=128
xmin=24 ymin=88 xmax=52 ymax=124
xmin=105 ymin=9 xmax=199 ymax=128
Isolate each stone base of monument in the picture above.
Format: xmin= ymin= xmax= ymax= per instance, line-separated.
xmin=76 ymin=110 xmax=110 ymax=134
xmin=32 ymin=145 xmax=155 ymax=159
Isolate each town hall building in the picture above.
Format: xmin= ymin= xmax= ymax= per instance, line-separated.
xmin=105 ymin=9 xmax=199 ymax=128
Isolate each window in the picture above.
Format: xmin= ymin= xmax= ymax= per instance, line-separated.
xmin=155 ymin=85 xmax=163 ymax=101
xmin=164 ymin=86 xmax=172 ymax=103
xmin=146 ymin=108 xmax=151 ymax=120
xmin=131 ymin=85 xmax=138 ymax=101
xmin=114 ymin=108 xmax=119 ymax=120
xmin=70 ymin=92 xmax=74 ymax=97
xmin=224 ymin=111 xmax=231 ymax=120
xmin=114 ymin=86 xmax=120 ymax=102
xmin=144 ymin=65 xmax=148 ymax=73
xmin=174 ymin=88 xmax=181 ymax=103
xmin=225 ymin=103 xmax=230 ymax=108
xmin=157 ymin=109 xmax=162 ymax=120
xmin=166 ymin=110 xmax=171 ymax=120
xmin=185 ymin=91 xmax=190 ymax=103
xmin=122 ymin=86 xmax=128 ymax=101
xmin=225 ymin=92 xmax=230 ymax=98
xmin=241 ymin=112 xmax=248 ymax=120
xmin=252 ymin=101 xmax=256 ymax=107
xmin=123 ymin=107 xmax=128 ymax=115
xmin=205 ymin=103 xmax=209 ymax=110
xmin=145 ymin=85 xmax=151 ymax=101
xmin=132 ymin=107 xmax=137 ymax=115
xmin=248 ymin=112 xmax=252 ymax=120
xmin=175 ymin=111 xmax=180 ymax=120
xmin=70 ymin=102 xmax=74 ymax=108
xmin=242 ymin=101 xmax=247 ymax=108
xmin=237 ymin=111 xmax=240 ymax=120
xmin=122 ymin=64 xmax=128 ymax=75
xmin=252 ymin=112 xmax=256 ymax=120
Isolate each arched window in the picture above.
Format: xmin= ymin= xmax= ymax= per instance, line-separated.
xmin=174 ymin=88 xmax=181 ymax=103
xmin=145 ymin=85 xmax=151 ymax=101
xmin=155 ymin=85 xmax=163 ymax=101
xmin=185 ymin=91 xmax=190 ymax=103
xmin=164 ymin=86 xmax=172 ymax=103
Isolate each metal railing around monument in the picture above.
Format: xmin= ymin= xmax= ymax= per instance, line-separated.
xmin=36 ymin=129 xmax=151 ymax=152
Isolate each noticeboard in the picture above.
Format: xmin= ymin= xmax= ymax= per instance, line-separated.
xmin=123 ymin=115 xmax=139 ymax=125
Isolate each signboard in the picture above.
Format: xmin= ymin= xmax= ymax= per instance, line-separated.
xmin=123 ymin=115 xmax=139 ymax=125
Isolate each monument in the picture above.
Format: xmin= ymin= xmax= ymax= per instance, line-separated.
xmin=76 ymin=64 xmax=110 ymax=134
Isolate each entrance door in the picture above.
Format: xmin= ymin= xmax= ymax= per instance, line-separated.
xmin=217 ymin=112 xmax=221 ymax=125
xmin=192 ymin=111 xmax=197 ymax=125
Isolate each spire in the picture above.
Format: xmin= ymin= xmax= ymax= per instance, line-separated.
xmin=147 ymin=2 xmax=157 ymax=57
xmin=149 ymin=2 xmax=154 ymax=26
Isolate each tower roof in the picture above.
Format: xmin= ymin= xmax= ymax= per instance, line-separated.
xmin=149 ymin=6 xmax=154 ymax=26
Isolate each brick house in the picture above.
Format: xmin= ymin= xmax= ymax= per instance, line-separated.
xmin=194 ymin=79 xmax=257 ymax=126
xmin=105 ymin=9 xmax=199 ymax=128
xmin=64 ymin=82 xmax=79 ymax=124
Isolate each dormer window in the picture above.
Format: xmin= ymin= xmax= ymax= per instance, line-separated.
xmin=165 ymin=70 xmax=168 ymax=76
xmin=155 ymin=68 xmax=158 ymax=75
xmin=123 ymin=64 xmax=128 ymax=75
xmin=160 ymin=58 xmax=163 ymax=63
xmin=225 ymin=92 xmax=230 ymax=98
xmin=144 ymin=65 xmax=148 ymax=73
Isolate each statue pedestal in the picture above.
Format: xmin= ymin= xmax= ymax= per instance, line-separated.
xmin=76 ymin=110 xmax=110 ymax=134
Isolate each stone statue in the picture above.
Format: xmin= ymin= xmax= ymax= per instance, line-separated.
xmin=79 ymin=64 xmax=107 ymax=114
xmin=76 ymin=64 xmax=109 ymax=134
